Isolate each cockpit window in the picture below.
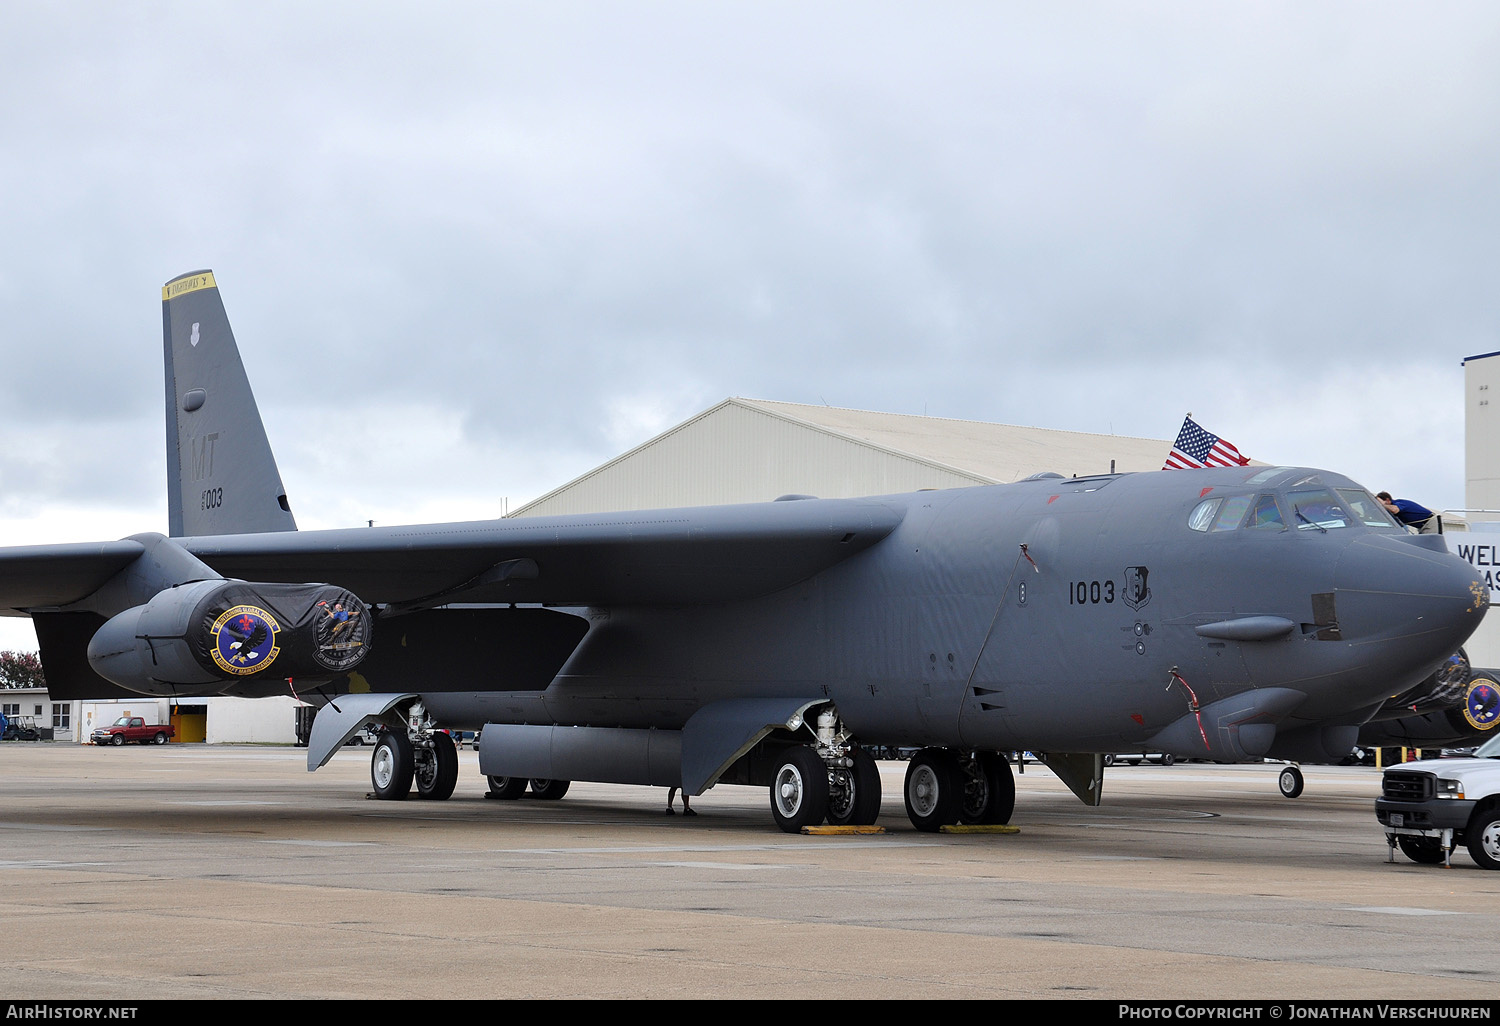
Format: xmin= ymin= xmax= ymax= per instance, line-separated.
xmin=1288 ymin=488 xmax=1349 ymax=531
xmin=1211 ymin=495 xmax=1252 ymax=532
xmin=1246 ymin=493 xmax=1285 ymax=530
xmin=1336 ymin=489 xmax=1401 ymax=529
xmin=1245 ymin=467 xmax=1293 ymax=485
xmin=1187 ymin=498 xmax=1221 ymax=532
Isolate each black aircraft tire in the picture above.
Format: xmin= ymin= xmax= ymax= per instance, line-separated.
xmin=529 ymin=778 xmax=571 ymax=800
xmin=770 ymin=746 xmax=830 ymax=833
xmin=904 ymin=748 xmax=962 ymax=832
xmin=415 ymin=731 xmax=459 ymax=801
xmin=962 ymin=751 xmax=1015 ymax=825
xmin=826 ymin=748 xmax=882 ymax=826
xmin=1278 ymin=765 xmax=1304 ymax=799
xmin=1397 ymin=835 xmax=1450 ymax=865
xmin=371 ymin=731 xmax=415 ymax=800
xmin=1466 ymin=809 xmax=1500 ymax=870
xmin=487 ymin=776 xmax=529 ymax=799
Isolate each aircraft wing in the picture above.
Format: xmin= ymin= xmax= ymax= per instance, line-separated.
xmin=178 ymin=496 xmax=907 ymax=608
xmin=0 ymin=540 xmax=148 ymax=614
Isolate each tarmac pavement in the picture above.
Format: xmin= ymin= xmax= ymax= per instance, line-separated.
xmin=1 ymin=742 xmax=1496 ymax=1000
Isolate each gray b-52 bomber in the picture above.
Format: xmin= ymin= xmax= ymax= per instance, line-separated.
xmin=0 ymin=271 xmax=1488 ymax=832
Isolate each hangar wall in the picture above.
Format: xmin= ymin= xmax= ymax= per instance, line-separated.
xmin=1465 ymin=351 xmax=1500 ymax=513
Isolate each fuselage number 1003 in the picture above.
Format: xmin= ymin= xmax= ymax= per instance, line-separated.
xmin=1069 ymin=579 xmax=1115 ymax=605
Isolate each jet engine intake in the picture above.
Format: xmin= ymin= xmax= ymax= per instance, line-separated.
xmin=87 ymin=580 xmax=372 ymax=695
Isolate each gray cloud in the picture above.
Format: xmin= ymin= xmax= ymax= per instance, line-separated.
xmin=1 ymin=0 xmax=1496 ymax=561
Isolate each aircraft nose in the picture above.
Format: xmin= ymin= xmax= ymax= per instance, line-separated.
xmin=1332 ymin=533 xmax=1488 ymax=684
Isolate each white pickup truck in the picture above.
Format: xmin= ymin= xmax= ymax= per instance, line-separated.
xmin=1376 ymin=732 xmax=1500 ymax=869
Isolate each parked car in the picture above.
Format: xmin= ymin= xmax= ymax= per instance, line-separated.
xmin=2 ymin=715 xmax=40 ymax=741
xmin=90 ymin=716 xmax=175 ymax=746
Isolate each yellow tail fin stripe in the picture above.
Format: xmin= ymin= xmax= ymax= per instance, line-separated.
xmin=162 ymin=271 xmax=217 ymax=301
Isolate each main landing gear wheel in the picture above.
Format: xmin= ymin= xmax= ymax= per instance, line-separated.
xmin=415 ymin=730 xmax=459 ymax=801
xmin=959 ymin=751 xmax=1015 ymax=825
xmin=486 ymin=776 xmax=529 ymax=799
xmin=1278 ymin=765 xmax=1304 ymax=799
xmin=1397 ymin=836 xmax=1450 ymax=865
xmin=904 ymin=748 xmax=962 ymax=832
xmin=528 ymin=778 xmax=571 ymax=800
xmin=770 ymin=746 xmax=830 ymax=833
xmin=1466 ymin=809 xmax=1500 ymax=870
xmin=371 ymin=731 xmax=415 ymax=800
xmin=827 ymin=747 xmax=882 ymax=826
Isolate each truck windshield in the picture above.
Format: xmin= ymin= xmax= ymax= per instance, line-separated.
xmin=113 ymin=717 xmax=132 ymax=726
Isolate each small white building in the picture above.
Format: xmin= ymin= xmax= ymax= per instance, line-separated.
xmin=1 ymin=686 xmax=73 ymax=741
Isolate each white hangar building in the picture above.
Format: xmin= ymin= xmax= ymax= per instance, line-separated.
xmin=512 ymin=398 xmax=1173 ymax=518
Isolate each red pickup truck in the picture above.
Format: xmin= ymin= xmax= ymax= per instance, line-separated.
xmin=91 ymin=716 xmax=175 ymax=746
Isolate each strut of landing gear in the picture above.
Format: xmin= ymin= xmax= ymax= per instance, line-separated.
xmin=766 ymin=706 xmax=885 ymax=833
xmin=369 ymin=702 xmax=462 ymax=802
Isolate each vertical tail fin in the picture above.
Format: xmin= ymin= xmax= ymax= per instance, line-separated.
xmin=162 ymin=270 xmax=297 ymax=536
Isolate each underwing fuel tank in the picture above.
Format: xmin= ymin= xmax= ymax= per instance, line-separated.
xmin=87 ymin=579 xmax=371 ymax=695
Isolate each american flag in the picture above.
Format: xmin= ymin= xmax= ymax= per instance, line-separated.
xmin=1162 ymin=416 xmax=1249 ymax=471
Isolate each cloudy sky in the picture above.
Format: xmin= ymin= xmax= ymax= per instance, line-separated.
xmin=2 ymin=2 xmax=1498 ymax=650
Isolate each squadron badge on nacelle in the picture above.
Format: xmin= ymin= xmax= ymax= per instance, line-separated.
xmin=210 ymin=605 xmax=282 ymax=676
xmin=1464 ymin=678 xmax=1500 ymax=732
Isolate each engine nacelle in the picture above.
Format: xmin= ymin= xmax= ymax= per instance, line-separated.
xmin=1369 ymin=648 xmax=1471 ymax=721
xmin=87 ymin=580 xmax=371 ymax=695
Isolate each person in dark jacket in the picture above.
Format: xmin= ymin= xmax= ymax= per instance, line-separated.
xmin=1378 ymin=492 xmax=1439 ymax=534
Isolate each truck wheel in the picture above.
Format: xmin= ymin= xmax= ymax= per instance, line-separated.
xmin=415 ymin=731 xmax=458 ymax=801
xmin=153 ymin=732 xmax=167 ymax=745
xmin=370 ymin=731 xmax=414 ymax=800
xmin=1397 ymin=836 xmax=1449 ymax=865
xmin=528 ymin=778 xmax=571 ymax=800
xmin=827 ymin=748 xmax=881 ymax=826
xmin=486 ymin=776 xmax=528 ymax=799
xmin=1466 ymin=809 xmax=1500 ymax=870
xmin=959 ymin=750 xmax=1014 ymax=825
xmin=1278 ymin=765 xmax=1304 ymax=799
xmin=904 ymin=748 xmax=962 ymax=831
xmin=111 ymin=734 xmax=124 ymax=747
xmin=770 ymin=746 xmax=829 ymax=832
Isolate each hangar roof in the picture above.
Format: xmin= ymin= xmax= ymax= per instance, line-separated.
xmin=511 ymin=398 xmax=1173 ymax=518
xmin=734 ymin=399 xmax=1169 ymax=484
